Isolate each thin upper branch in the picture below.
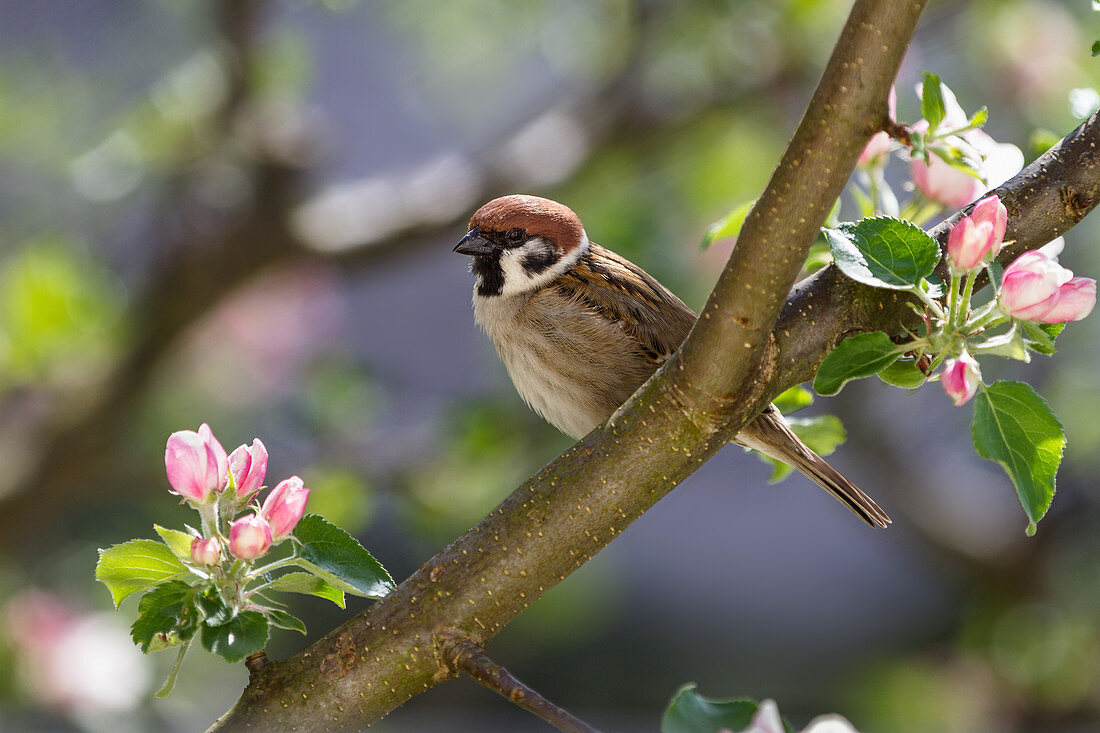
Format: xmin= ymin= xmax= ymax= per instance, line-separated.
xmin=676 ymin=0 xmax=929 ymax=425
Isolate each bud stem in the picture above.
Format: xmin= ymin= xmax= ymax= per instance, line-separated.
xmin=154 ymin=638 xmax=192 ymax=698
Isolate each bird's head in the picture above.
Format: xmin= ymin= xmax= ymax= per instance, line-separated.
xmin=454 ymin=194 xmax=589 ymax=297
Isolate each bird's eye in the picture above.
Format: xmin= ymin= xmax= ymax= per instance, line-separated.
xmin=507 ymin=228 xmax=525 ymax=243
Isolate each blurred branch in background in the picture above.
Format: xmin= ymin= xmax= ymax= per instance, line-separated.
xmin=0 ymin=0 xmax=721 ymax=552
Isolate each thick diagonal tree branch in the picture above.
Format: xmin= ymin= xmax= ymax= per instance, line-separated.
xmin=208 ymin=2 xmax=929 ymax=729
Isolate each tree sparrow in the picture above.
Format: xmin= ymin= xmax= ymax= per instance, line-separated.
xmin=454 ymin=194 xmax=890 ymax=528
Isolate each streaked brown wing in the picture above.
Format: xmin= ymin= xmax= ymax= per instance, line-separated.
xmin=560 ymin=243 xmax=696 ymax=365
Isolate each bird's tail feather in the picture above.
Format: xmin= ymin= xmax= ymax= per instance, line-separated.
xmin=736 ymin=406 xmax=892 ymax=529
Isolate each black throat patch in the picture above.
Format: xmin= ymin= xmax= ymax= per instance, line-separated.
xmin=473 ymin=252 xmax=504 ymax=296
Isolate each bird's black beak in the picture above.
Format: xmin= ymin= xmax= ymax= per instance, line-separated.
xmin=453 ymin=227 xmax=495 ymax=256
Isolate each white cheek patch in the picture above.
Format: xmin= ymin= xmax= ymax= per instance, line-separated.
xmin=497 ymin=233 xmax=590 ymax=297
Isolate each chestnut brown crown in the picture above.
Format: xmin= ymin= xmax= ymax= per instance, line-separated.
xmin=468 ymin=194 xmax=586 ymax=253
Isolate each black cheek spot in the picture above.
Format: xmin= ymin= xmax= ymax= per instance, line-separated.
xmin=522 ymin=247 xmax=558 ymax=275
xmin=473 ymin=253 xmax=504 ymax=296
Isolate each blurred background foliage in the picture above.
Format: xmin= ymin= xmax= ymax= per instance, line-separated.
xmin=1 ymin=0 xmax=1099 ymax=731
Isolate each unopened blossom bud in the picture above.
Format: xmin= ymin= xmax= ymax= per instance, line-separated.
xmin=165 ymin=423 xmax=229 ymax=502
xmin=228 ymin=515 xmax=273 ymax=560
xmin=190 ymin=537 xmax=221 ymax=566
xmin=261 ymin=476 xmax=310 ymax=541
xmin=942 ymin=353 xmax=981 ymax=407
xmin=946 ymin=195 xmax=1008 ymax=272
xmin=228 ymin=439 xmax=268 ymax=498
xmin=999 ymin=250 xmax=1097 ymax=323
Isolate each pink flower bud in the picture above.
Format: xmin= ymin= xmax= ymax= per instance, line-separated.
xmin=228 ymin=438 xmax=268 ymax=498
xmin=228 ymin=515 xmax=273 ymax=560
xmin=970 ymin=195 xmax=1008 ymax=248
xmin=999 ymin=250 xmax=1097 ymax=323
xmin=190 ymin=537 xmax=221 ymax=566
xmin=942 ymin=353 xmax=981 ymax=407
xmin=946 ymin=195 xmax=1008 ymax=272
xmin=165 ymin=424 xmax=229 ymax=502
xmin=261 ymin=476 xmax=310 ymax=541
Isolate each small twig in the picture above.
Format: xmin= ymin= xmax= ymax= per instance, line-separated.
xmin=439 ymin=630 xmax=603 ymax=733
xmin=244 ymin=650 xmax=270 ymax=680
xmin=883 ymin=119 xmax=913 ymax=147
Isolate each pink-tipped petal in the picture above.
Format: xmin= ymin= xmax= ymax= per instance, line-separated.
xmin=858 ymin=132 xmax=892 ymax=167
xmin=942 ymin=354 xmax=981 ymax=407
xmin=240 ymin=439 xmax=268 ymax=497
xmin=971 ymin=195 xmax=1007 ymax=253
xmin=190 ymin=537 xmax=221 ymax=566
xmin=165 ymin=430 xmax=211 ymax=502
xmin=228 ymin=515 xmax=273 ymax=560
xmin=198 ymin=423 xmax=228 ymax=491
xmin=946 ymin=217 xmax=995 ymax=272
xmin=1000 ymin=250 xmax=1076 ymax=320
xmin=228 ymin=445 xmax=252 ymax=492
xmin=261 ymin=476 xmax=310 ymax=540
xmin=911 ymin=154 xmax=983 ymax=209
xmin=1037 ymin=277 xmax=1097 ymax=323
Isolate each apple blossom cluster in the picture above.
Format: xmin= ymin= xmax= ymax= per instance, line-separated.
xmin=816 ymin=188 xmax=1093 ymax=534
xmin=96 ymin=423 xmax=393 ymax=697
xmin=165 ymin=425 xmax=309 ymax=562
xmin=933 ymin=196 xmax=1095 ymax=407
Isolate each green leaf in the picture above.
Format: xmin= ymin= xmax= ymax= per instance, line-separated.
xmin=264 ymin=608 xmax=307 ymax=635
xmin=1093 ymin=40 xmax=1100 ymax=57
xmin=97 ymin=539 xmax=187 ymax=607
xmin=878 ymin=358 xmax=926 ymax=389
xmin=263 ymin=572 xmax=346 ymax=609
xmin=761 ymin=457 xmax=795 ymax=483
xmin=813 ymin=331 xmax=900 ymax=396
xmin=921 ymin=71 xmax=946 ymax=131
xmin=968 ymin=106 xmax=988 ymax=129
xmin=772 ymin=385 xmax=813 ymax=414
xmin=971 ymin=324 xmax=1030 ymax=361
xmin=201 ymin=610 xmax=269 ymax=663
xmin=195 ymin=589 xmax=233 ymax=626
xmin=787 ymin=414 xmax=846 ymax=456
xmin=661 ymin=684 xmax=761 ymax=733
xmin=1029 ymin=129 xmax=1061 ymax=158
xmin=759 ymin=414 xmax=847 ymax=484
xmin=929 ymin=145 xmax=984 ymax=180
xmin=1019 ymin=320 xmax=1058 ymax=355
xmin=1039 ymin=322 xmax=1065 ymax=341
xmin=291 ymin=514 xmax=395 ymax=599
xmin=971 ymin=381 xmax=1065 ymax=534
xmin=154 ymin=525 xmax=196 ymax=562
xmin=988 ymin=259 xmax=1004 ymax=291
xmin=825 ymin=217 xmax=939 ymax=290
xmin=701 ymin=200 xmax=755 ymax=250
xmin=130 ymin=581 xmax=199 ymax=652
